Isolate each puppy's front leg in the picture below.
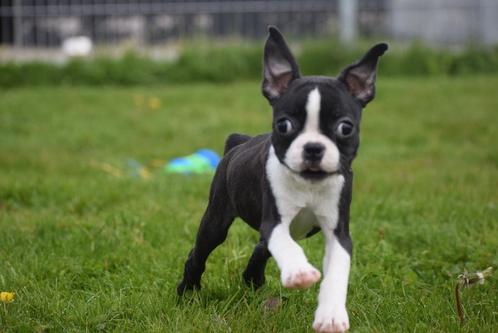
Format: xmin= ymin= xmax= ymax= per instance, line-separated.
xmin=313 ymin=232 xmax=351 ymax=333
xmin=267 ymin=220 xmax=321 ymax=289
xmin=312 ymin=172 xmax=353 ymax=333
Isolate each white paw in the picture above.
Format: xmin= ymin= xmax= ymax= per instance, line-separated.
xmin=313 ymin=306 xmax=349 ymax=333
xmin=281 ymin=264 xmax=321 ymax=289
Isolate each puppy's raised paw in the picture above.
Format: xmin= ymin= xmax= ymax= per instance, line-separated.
xmin=313 ymin=306 xmax=349 ymax=333
xmin=282 ymin=265 xmax=321 ymax=289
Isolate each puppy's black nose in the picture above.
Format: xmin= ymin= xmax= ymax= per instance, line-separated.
xmin=303 ymin=142 xmax=325 ymax=162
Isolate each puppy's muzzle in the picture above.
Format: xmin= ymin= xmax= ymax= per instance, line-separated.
xmin=303 ymin=142 xmax=325 ymax=168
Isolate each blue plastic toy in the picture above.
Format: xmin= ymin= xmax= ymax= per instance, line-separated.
xmin=164 ymin=149 xmax=220 ymax=174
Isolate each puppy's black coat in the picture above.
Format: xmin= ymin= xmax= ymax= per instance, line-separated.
xmin=177 ymin=27 xmax=387 ymax=326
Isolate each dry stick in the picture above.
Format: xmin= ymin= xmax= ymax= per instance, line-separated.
xmin=454 ymin=281 xmax=465 ymax=323
xmin=455 ymin=267 xmax=494 ymax=324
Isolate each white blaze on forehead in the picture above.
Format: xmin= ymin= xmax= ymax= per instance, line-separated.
xmin=304 ymin=88 xmax=321 ymax=133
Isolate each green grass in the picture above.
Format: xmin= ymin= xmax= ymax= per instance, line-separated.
xmin=0 ymin=77 xmax=497 ymax=332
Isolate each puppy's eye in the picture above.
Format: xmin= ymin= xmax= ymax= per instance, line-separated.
xmin=336 ymin=120 xmax=355 ymax=138
xmin=275 ymin=118 xmax=293 ymax=134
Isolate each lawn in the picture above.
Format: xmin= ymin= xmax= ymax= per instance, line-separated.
xmin=0 ymin=77 xmax=497 ymax=332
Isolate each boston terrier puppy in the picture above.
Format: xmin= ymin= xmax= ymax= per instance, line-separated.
xmin=178 ymin=26 xmax=387 ymax=333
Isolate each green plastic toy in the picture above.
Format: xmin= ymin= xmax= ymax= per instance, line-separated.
xmin=164 ymin=149 xmax=220 ymax=175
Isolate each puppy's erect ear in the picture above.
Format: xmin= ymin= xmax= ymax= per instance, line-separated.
xmin=262 ymin=26 xmax=300 ymax=102
xmin=338 ymin=43 xmax=388 ymax=107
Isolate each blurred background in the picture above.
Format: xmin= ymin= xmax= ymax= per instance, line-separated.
xmin=2 ymin=0 xmax=498 ymax=48
xmin=1 ymin=0 xmax=497 ymax=66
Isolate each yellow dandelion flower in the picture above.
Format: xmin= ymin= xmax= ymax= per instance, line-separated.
xmin=147 ymin=97 xmax=161 ymax=110
xmin=138 ymin=167 xmax=151 ymax=180
xmin=0 ymin=292 xmax=15 ymax=303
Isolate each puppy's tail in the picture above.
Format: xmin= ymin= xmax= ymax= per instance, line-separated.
xmin=224 ymin=133 xmax=252 ymax=155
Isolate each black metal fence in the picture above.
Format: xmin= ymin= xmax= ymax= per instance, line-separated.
xmin=0 ymin=0 xmax=388 ymax=48
xmin=0 ymin=0 xmax=496 ymax=50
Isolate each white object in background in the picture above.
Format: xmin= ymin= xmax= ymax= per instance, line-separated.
xmin=62 ymin=36 xmax=93 ymax=57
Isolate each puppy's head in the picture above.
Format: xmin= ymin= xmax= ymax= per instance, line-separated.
xmin=262 ymin=26 xmax=387 ymax=181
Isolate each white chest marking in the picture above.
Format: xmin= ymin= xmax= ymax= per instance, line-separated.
xmin=267 ymin=146 xmax=345 ymax=229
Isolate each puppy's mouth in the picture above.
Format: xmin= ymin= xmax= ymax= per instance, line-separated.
xmin=299 ymin=160 xmax=340 ymax=180
xmin=299 ymin=167 xmax=339 ymax=180
xmin=283 ymin=162 xmax=340 ymax=181
xmin=300 ymin=169 xmax=330 ymax=180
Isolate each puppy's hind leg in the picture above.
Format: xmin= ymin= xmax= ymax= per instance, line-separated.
xmin=243 ymin=240 xmax=271 ymax=289
xmin=177 ymin=165 xmax=235 ymax=295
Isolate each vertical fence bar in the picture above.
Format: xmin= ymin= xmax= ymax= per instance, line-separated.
xmin=339 ymin=0 xmax=357 ymax=44
xmin=13 ymin=0 xmax=22 ymax=47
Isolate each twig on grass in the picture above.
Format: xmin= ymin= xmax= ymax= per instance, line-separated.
xmin=455 ymin=266 xmax=493 ymax=324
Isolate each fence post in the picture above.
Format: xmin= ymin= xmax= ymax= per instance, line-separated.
xmin=339 ymin=0 xmax=357 ymax=44
xmin=13 ymin=0 xmax=23 ymax=48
